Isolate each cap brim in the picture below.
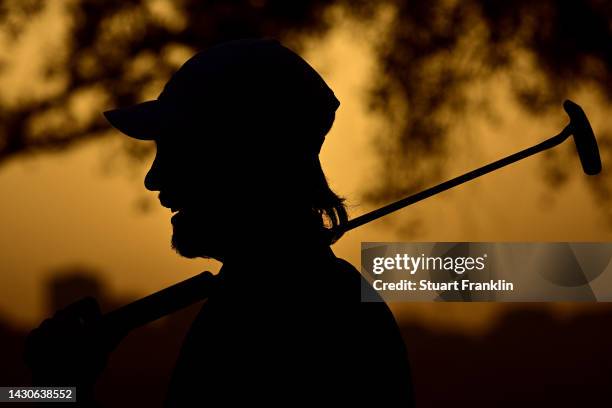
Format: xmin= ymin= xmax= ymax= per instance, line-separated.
xmin=103 ymin=100 xmax=164 ymax=140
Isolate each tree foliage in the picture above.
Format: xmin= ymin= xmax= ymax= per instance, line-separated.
xmin=0 ymin=0 xmax=610 ymax=205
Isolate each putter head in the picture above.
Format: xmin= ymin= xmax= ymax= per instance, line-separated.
xmin=563 ymin=100 xmax=602 ymax=175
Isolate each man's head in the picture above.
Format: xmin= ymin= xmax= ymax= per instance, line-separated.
xmin=104 ymin=39 xmax=346 ymax=260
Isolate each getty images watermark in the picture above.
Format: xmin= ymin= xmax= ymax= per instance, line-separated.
xmin=361 ymin=242 xmax=612 ymax=302
xmin=371 ymin=252 xmax=513 ymax=293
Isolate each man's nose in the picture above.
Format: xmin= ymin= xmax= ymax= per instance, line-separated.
xmin=144 ymin=158 xmax=162 ymax=192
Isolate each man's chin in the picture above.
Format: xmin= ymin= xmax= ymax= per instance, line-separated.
xmin=171 ymin=235 xmax=201 ymax=258
xmin=170 ymin=213 xmax=222 ymax=259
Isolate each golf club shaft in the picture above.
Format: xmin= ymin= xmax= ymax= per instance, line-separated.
xmin=337 ymin=126 xmax=571 ymax=234
xmin=101 ymin=126 xmax=571 ymax=337
xmin=101 ymin=271 xmax=216 ymax=344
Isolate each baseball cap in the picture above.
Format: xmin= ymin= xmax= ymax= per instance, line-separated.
xmin=103 ymin=38 xmax=340 ymax=154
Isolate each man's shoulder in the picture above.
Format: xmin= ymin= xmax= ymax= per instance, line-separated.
xmin=324 ymin=255 xmax=384 ymax=302
xmin=323 ymin=255 xmax=398 ymax=322
xmin=325 ymin=255 xmax=362 ymax=283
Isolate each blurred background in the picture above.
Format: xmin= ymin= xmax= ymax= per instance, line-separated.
xmin=1 ymin=0 xmax=611 ymax=406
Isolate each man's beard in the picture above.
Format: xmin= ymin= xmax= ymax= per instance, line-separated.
xmin=170 ymin=209 xmax=225 ymax=259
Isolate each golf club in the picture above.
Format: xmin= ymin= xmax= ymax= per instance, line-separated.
xmin=99 ymin=99 xmax=602 ymax=342
xmin=335 ymin=99 xmax=601 ymax=235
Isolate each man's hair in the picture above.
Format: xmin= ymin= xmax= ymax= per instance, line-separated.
xmin=297 ymin=111 xmax=348 ymax=245
xmin=309 ymin=159 xmax=348 ymax=244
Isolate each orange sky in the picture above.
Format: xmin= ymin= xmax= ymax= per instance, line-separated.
xmin=1 ymin=4 xmax=611 ymax=332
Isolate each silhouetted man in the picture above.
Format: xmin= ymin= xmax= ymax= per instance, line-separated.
xmin=26 ymin=39 xmax=414 ymax=407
